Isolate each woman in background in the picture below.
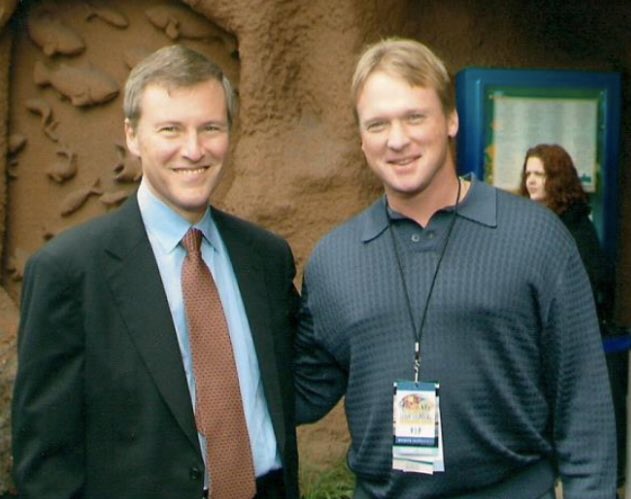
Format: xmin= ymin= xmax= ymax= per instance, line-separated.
xmin=521 ymin=143 xmax=612 ymax=311
xmin=520 ymin=143 xmax=625 ymax=489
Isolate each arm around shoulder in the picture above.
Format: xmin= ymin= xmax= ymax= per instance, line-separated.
xmin=293 ymin=277 xmax=347 ymax=425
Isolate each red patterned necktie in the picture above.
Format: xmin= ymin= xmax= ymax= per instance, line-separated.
xmin=181 ymin=228 xmax=256 ymax=499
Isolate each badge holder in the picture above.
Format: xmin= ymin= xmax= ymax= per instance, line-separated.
xmin=392 ymin=379 xmax=444 ymax=474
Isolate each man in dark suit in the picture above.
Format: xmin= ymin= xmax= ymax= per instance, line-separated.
xmin=12 ymin=44 xmax=299 ymax=499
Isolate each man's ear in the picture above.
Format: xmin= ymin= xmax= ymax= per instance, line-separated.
xmin=447 ymin=110 xmax=459 ymax=138
xmin=124 ymin=119 xmax=140 ymax=157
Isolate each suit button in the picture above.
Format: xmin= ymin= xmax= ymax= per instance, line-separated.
xmin=190 ymin=466 xmax=202 ymax=480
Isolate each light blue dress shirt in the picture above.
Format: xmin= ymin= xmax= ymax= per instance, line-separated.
xmin=137 ymin=180 xmax=281 ymax=484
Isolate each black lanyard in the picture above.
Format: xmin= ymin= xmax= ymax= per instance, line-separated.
xmin=386 ymin=179 xmax=461 ymax=382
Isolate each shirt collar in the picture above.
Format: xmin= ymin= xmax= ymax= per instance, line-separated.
xmin=137 ymin=179 xmax=221 ymax=253
xmin=360 ymin=173 xmax=497 ymax=243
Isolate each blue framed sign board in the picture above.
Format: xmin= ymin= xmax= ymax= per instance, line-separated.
xmin=455 ymin=67 xmax=621 ymax=259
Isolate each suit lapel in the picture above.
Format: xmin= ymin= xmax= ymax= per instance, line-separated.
xmin=213 ymin=210 xmax=286 ymax=446
xmin=102 ymin=196 xmax=199 ymax=452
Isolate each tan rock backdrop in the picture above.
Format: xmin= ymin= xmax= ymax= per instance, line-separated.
xmin=1 ymin=0 xmax=630 ymax=494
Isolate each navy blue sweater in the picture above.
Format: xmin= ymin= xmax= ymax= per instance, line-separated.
xmin=295 ymin=177 xmax=615 ymax=498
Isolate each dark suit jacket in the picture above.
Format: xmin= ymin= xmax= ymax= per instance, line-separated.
xmin=12 ymin=195 xmax=300 ymax=499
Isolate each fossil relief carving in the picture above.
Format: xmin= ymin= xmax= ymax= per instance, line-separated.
xmin=60 ymin=178 xmax=103 ymax=217
xmin=24 ymin=97 xmax=59 ymax=142
xmin=145 ymin=5 xmax=224 ymax=41
xmin=33 ymin=60 xmax=120 ymax=107
xmin=8 ymin=133 xmax=27 ymax=156
xmin=84 ymin=2 xmax=129 ymax=29
xmin=27 ymin=8 xmax=86 ymax=57
xmin=123 ymin=46 xmax=152 ymax=69
xmin=46 ymin=145 xmax=78 ymax=183
xmin=7 ymin=248 xmax=30 ymax=281
xmin=100 ymin=189 xmax=131 ymax=207
xmin=41 ymin=223 xmax=71 ymax=241
xmin=6 ymin=133 xmax=27 ymax=178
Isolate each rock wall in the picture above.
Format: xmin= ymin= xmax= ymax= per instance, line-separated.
xmin=1 ymin=0 xmax=630 ymax=493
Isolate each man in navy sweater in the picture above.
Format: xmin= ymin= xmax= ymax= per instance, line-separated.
xmin=294 ymin=38 xmax=616 ymax=498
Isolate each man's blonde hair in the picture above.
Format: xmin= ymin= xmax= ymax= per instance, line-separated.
xmin=351 ymin=38 xmax=454 ymax=121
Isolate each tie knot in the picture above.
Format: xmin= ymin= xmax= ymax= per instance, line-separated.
xmin=182 ymin=228 xmax=203 ymax=255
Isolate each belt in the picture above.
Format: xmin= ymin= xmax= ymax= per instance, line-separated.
xmin=202 ymin=468 xmax=284 ymax=498
xmin=256 ymin=468 xmax=285 ymax=497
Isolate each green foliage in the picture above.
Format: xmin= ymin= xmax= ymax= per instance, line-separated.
xmin=300 ymin=459 xmax=355 ymax=499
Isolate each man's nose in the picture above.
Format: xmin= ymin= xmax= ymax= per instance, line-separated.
xmin=386 ymin=122 xmax=410 ymax=150
xmin=182 ymin=132 xmax=203 ymax=161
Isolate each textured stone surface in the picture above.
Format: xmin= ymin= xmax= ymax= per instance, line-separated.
xmin=0 ymin=288 xmax=18 ymax=494
xmin=1 ymin=0 xmax=630 ymax=493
